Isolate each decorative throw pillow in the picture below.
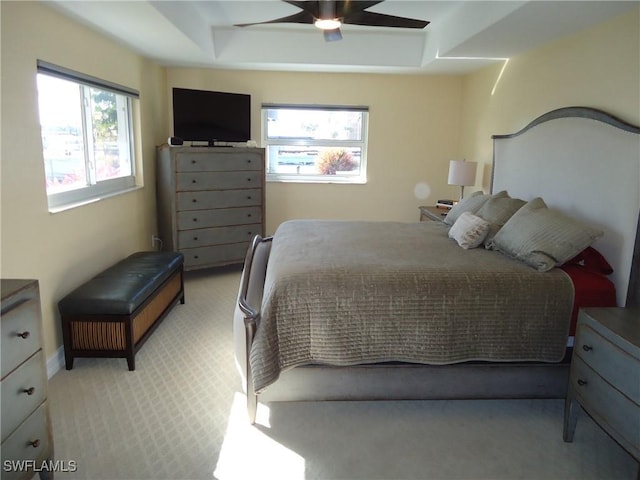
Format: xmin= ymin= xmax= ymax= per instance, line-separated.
xmin=489 ymin=197 xmax=604 ymax=272
xmin=448 ymin=212 xmax=490 ymax=249
xmin=444 ymin=190 xmax=507 ymax=226
xmin=475 ymin=195 xmax=526 ymax=245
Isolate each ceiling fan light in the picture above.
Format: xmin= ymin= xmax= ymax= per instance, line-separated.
xmin=314 ymin=18 xmax=341 ymax=30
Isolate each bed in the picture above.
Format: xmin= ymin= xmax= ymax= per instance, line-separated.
xmin=234 ymin=107 xmax=640 ymax=424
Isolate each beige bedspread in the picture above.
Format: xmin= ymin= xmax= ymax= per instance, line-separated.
xmin=250 ymin=220 xmax=574 ymax=393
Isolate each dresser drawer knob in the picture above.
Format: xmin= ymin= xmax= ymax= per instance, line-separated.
xmin=29 ymin=439 xmax=40 ymax=448
xmin=192 ymin=199 xmax=197 ymax=203
xmin=247 ymin=178 xmax=252 ymax=182
xmin=577 ymin=379 xmax=588 ymax=386
xmin=16 ymin=331 xmax=30 ymax=339
xmin=247 ymin=196 xmax=252 ymax=200
xmin=191 ymin=160 xmax=196 ymax=164
xmin=23 ymin=387 xmax=35 ymax=395
xmin=193 ymin=218 xmax=198 ymax=222
xmin=247 ymin=159 xmax=252 ymax=164
xmin=194 ymin=255 xmax=199 ymax=259
xmin=582 ymin=345 xmax=593 ymax=352
xmin=247 ymin=214 xmax=252 ymax=218
xmin=192 ymin=179 xmax=197 ymax=184
xmin=193 ymin=237 xmax=198 ymax=241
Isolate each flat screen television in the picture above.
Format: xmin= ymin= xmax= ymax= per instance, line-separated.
xmin=172 ymin=88 xmax=251 ymax=143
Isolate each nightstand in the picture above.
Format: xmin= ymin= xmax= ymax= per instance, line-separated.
xmin=563 ymin=307 xmax=640 ymax=470
xmin=419 ymin=206 xmax=449 ymax=222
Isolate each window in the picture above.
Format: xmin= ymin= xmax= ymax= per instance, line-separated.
xmin=36 ymin=61 xmax=139 ymax=210
xmin=262 ymin=104 xmax=368 ymax=183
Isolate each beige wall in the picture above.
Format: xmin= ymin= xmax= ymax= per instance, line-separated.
xmin=0 ymin=1 xmax=167 ymax=359
xmin=461 ymin=7 xmax=640 ymax=192
xmin=165 ymin=69 xmax=464 ymax=233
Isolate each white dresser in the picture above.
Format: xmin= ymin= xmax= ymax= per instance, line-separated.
xmin=157 ymin=145 xmax=265 ymax=271
xmin=1 ymin=279 xmax=54 ymax=480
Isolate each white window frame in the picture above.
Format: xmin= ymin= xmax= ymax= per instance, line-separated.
xmin=262 ymin=104 xmax=369 ymax=184
xmin=37 ymin=61 xmax=139 ymax=211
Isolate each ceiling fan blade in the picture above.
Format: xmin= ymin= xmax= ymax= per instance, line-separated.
xmin=344 ymin=10 xmax=429 ymax=29
xmin=323 ymin=27 xmax=343 ymax=42
xmin=284 ymin=0 xmax=321 ymax=18
xmin=235 ymin=10 xmax=314 ymax=27
xmin=335 ymin=1 xmax=384 ymax=18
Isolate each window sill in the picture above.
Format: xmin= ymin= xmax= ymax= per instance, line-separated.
xmin=48 ymin=185 xmax=143 ymax=214
xmin=266 ymin=174 xmax=367 ymax=184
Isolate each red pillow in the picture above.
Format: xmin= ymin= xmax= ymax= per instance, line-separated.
xmin=565 ymin=247 xmax=613 ymax=275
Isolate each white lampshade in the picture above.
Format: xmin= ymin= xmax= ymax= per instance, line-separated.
xmin=448 ymin=160 xmax=477 ymax=186
xmin=448 ymin=160 xmax=477 ymax=199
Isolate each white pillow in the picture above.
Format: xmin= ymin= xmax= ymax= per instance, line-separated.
xmin=448 ymin=212 xmax=490 ymax=249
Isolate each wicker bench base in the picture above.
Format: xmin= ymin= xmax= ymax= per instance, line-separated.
xmin=60 ymin=254 xmax=184 ymax=370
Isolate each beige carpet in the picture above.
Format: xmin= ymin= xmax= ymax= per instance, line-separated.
xmin=48 ymin=266 xmax=637 ymax=480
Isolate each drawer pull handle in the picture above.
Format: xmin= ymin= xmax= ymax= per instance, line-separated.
xmin=247 ymin=160 xmax=252 ymax=164
xmin=193 ymin=218 xmax=198 ymax=222
xmin=247 ymin=196 xmax=252 ymax=200
xmin=192 ymin=179 xmax=197 ymax=184
xmin=191 ymin=160 xmax=196 ymax=164
xmin=582 ymin=345 xmax=593 ymax=352
xmin=247 ymin=178 xmax=252 ymax=182
xmin=192 ymin=199 xmax=197 ymax=203
xmin=194 ymin=255 xmax=199 ymax=259
xmin=247 ymin=214 xmax=252 ymax=217
xmin=29 ymin=439 xmax=40 ymax=448
xmin=23 ymin=387 xmax=35 ymax=396
xmin=193 ymin=237 xmax=198 ymax=241
xmin=16 ymin=331 xmax=30 ymax=339
xmin=577 ymin=379 xmax=588 ymax=386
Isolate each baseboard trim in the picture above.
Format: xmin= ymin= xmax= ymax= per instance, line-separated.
xmin=47 ymin=345 xmax=65 ymax=379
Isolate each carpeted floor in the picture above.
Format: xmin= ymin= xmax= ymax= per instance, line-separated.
xmin=47 ymin=266 xmax=637 ymax=480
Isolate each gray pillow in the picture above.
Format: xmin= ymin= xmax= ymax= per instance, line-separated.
xmin=444 ymin=190 xmax=507 ymax=226
xmin=489 ymin=197 xmax=604 ymax=272
xmin=476 ymin=195 xmax=526 ymax=244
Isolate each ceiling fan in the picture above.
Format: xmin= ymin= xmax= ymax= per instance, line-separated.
xmin=235 ymin=1 xmax=430 ymax=42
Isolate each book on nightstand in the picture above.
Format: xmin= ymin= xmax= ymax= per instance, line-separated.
xmin=436 ymin=199 xmax=456 ymax=209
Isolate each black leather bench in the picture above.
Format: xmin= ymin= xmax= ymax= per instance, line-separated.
xmin=59 ymin=251 xmax=184 ymax=370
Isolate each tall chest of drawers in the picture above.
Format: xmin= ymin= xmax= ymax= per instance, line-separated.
xmin=157 ymin=145 xmax=265 ymax=271
xmin=563 ymin=307 xmax=640 ymax=468
xmin=1 ymin=279 xmax=54 ymax=480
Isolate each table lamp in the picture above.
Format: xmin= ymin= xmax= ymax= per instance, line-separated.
xmin=448 ymin=160 xmax=478 ymax=200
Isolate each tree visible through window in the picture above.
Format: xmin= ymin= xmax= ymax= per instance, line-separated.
xmin=262 ymin=105 xmax=368 ymax=183
xmin=36 ymin=61 xmax=138 ymax=210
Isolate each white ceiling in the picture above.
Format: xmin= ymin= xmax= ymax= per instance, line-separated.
xmin=48 ymin=0 xmax=637 ymax=74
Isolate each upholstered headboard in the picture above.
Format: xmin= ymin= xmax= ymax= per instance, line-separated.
xmin=491 ymin=107 xmax=640 ymax=307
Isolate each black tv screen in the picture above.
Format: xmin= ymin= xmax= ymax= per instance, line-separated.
xmin=172 ymin=88 xmax=251 ymax=143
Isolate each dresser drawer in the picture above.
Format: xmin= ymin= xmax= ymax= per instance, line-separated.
xmin=1 ymin=351 xmax=46 ymax=442
xmin=1 ymin=403 xmax=51 ymax=480
xmin=176 ymin=171 xmax=262 ymax=191
xmin=576 ymin=324 xmax=640 ymax=403
xmin=178 ymin=224 xmax=262 ymax=249
xmin=177 ymin=189 xmax=262 ymax=211
xmin=1 ymin=299 xmax=41 ymax=378
xmin=176 ymin=152 xmax=263 ymax=172
xmin=177 ymin=206 xmax=262 ymax=230
xmin=181 ymin=242 xmax=250 ymax=269
xmin=571 ymin=356 xmax=640 ymax=456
